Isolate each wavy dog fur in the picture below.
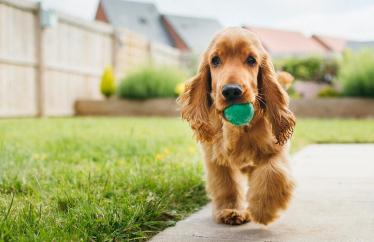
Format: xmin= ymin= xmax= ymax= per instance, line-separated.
xmin=178 ymin=27 xmax=296 ymax=225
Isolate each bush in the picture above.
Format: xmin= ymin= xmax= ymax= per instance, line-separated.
xmin=175 ymin=82 xmax=185 ymax=96
xmin=100 ymin=66 xmax=116 ymax=98
xmin=287 ymin=86 xmax=301 ymax=99
xmin=118 ymin=66 xmax=187 ymax=100
xmin=338 ymin=50 xmax=374 ymax=97
xmin=317 ymin=86 xmax=341 ymax=97
xmin=275 ymin=56 xmax=338 ymax=82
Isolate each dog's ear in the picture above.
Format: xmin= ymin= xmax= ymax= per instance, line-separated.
xmin=258 ymin=54 xmax=296 ymax=145
xmin=177 ymin=55 xmax=214 ymax=142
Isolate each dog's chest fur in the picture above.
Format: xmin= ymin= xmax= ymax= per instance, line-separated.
xmin=202 ymin=118 xmax=281 ymax=169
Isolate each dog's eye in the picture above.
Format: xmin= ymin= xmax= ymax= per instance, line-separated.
xmin=211 ymin=56 xmax=221 ymax=67
xmin=246 ymin=56 xmax=256 ymax=65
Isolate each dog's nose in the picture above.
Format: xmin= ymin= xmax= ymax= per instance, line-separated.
xmin=222 ymin=84 xmax=243 ymax=100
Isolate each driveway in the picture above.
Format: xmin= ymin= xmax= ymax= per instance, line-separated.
xmin=152 ymin=144 xmax=374 ymax=242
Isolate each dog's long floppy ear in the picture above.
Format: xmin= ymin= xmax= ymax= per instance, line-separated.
xmin=177 ymin=56 xmax=214 ymax=142
xmin=258 ymin=54 xmax=296 ymax=145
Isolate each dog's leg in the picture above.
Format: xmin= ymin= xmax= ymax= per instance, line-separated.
xmin=247 ymin=158 xmax=295 ymax=225
xmin=205 ymin=160 xmax=250 ymax=225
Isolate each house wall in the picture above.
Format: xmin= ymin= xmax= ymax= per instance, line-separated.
xmin=0 ymin=0 xmax=185 ymax=117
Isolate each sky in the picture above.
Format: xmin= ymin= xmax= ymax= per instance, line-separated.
xmin=40 ymin=0 xmax=374 ymax=41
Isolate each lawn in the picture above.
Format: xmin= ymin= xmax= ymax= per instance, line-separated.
xmin=0 ymin=118 xmax=374 ymax=241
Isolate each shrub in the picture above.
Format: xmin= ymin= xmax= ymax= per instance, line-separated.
xmin=287 ymin=86 xmax=301 ymax=99
xmin=100 ymin=66 xmax=116 ymax=98
xmin=175 ymin=82 xmax=185 ymax=96
xmin=317 ymin=86 xmax=341 ymax=98
xmin=118 ymin=66 xmax=187 ymax=100
xmin=275 ymin=56 xmax=338 ymax=82
xmin=338 ymin=50 xmax=374 ymax=97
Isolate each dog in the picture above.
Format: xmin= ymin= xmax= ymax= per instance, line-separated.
xmin=178 ymin=27 xmax=296 ymax=225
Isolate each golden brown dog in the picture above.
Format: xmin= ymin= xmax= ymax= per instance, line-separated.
xmin=178 ymin=27 xmax=296 ymax=225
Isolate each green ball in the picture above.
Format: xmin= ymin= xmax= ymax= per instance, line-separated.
xmin=223 ymin=103 xmax=254 ymax=126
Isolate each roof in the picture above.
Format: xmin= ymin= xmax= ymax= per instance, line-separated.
xmin=244 ymin=26 xmax=327 ymax=57
xmin=100 ymin=0 xmax=172 ymax=45
xmin=346 ymin=41 xmax=374 ymax=51
xmin=312 ymin=35 xmax=347 ymax=53
xmin=162 ymin=14 xmax=223 ymax=53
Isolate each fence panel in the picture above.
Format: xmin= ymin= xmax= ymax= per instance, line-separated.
xmin=114 ymin=29 xmax=150 ymax=77
xmin=150 ymin=42 xmax=180 ymax=67
xmin=0 ymin=1 xmax=38 ymax=116
xmin=42 ymin=15 xmax=113 ymax=115
xmin=0 ymin=0 xmax=185 ymax=117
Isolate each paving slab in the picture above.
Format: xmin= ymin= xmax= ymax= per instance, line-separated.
xmin=151 ymin=144 xmax=374 ymax=242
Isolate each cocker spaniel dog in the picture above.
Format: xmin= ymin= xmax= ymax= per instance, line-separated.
xmin=178 ymin=27 xmax=296 ymax=225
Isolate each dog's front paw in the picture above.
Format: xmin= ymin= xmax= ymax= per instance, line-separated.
xmin=215 ymin=209 xmax=250 ymax=225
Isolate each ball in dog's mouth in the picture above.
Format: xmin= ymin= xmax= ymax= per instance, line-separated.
xmin=223 ymin=103 xmax=254 ymax=126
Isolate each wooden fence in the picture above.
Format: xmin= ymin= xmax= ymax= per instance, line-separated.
xmin=0 ymin=0 xmax=184 ymax=117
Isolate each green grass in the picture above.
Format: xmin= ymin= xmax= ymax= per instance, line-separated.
xmin=0 ymin=117 xmax=373 ymax=241
xmin=291 ymin=119 xmax=374 ymax=152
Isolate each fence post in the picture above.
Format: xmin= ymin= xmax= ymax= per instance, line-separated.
xmin=148 ymin=41 xmax=153 ymax=66
xmin=35 ymin=3 xmax=45 ymax=117
xmin=112 ymin=30 xmax=117 ymax=74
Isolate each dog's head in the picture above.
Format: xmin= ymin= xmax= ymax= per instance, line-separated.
xmin=178 ymin=27 xmax=295 ymax=144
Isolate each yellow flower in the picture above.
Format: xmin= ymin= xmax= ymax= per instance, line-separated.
xmin=188 ymin=145 xmax=196 ymax=154
xmin=163 ymin=148 xmax=171 ymax=155
xmin=32 ymin=153 xmax=47 ymax=160
xmin=155 ymin=148 xmax=171 ymax=161
xmin=116 ymin=159 xmax=126 ymax=165
xmin=155 ymin=153 xmax=165 ymax=161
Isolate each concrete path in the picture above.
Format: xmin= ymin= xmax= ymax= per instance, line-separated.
xmin=151 ymin=144 xmax=374 ymax=242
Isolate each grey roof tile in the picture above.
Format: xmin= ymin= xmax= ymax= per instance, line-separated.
xmin=163 ymin=14 xmax=223 ymax=53
xmin=346 ymin=41 xmax=374 ymax=51
xmin=101 ymin=0 xmax=172 ymax=45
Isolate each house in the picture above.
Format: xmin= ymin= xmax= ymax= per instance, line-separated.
xmin=95 ymin=0 xmax=223 ymax=53
xmin=244 ymin=26 xmax=328 ymax=57
xmin=96 ymin=0 xmax=172 ymax=46
xmin=312 ymin=35 xmax=374 ymax=52
xmin=346 ymin=41 xmax=374 ymax=51
xmin=162 ymin=15 xmax=222 ymax=53
xmin=312 ymin=34 xmax=347 ymax=53
xmin=96 ymin=0 xmax=373 ymax=56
